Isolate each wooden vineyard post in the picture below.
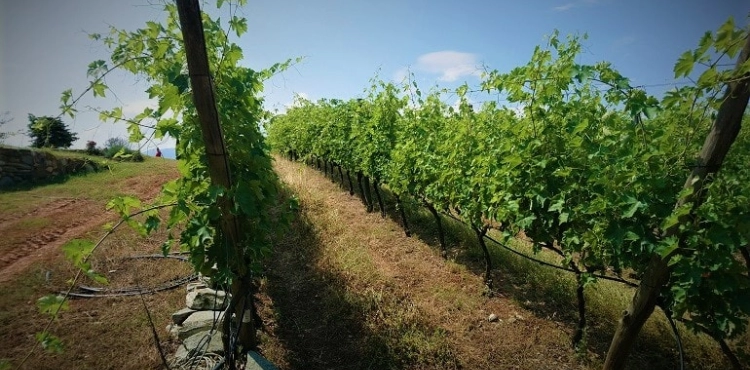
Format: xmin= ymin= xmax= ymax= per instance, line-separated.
xmin=604 ymin=34 xmax=750 ymax=370
xmin=175 ymin=0 xmax=257 ymax=361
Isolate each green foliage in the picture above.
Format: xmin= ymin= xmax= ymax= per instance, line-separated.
xmin=267 ymin=19 xmax=750 ymax=348
xmin=102 ymin=137 xmax=144 ymax=162
xmin=27 ymin=114 xmax=78 ymax=148
xmin=85 ymin=140 xmax=103 ymax=156
xmin=34 ymin=332 xmax=64 ymax=354
xmin=35 ymin=294 xmax=69 ymax=353
xmin=36 ymin=295 xmax=69 ymax=317
xmin=61 ymin=238 xmax=109 ymax=284
xmin=62 ymin=1 xmax=292 ymax=289
xmin=41 ymin=0 xmax=292 ymax=359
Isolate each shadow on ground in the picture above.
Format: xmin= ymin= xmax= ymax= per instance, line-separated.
xmin=285 ymin=158 xmax=724 ymax=370
xmin=257 ymin=180 xmax=458 ymax=369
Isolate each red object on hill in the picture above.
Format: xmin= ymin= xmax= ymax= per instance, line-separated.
xmin=155 ymin=147 xmax=162 ymax=157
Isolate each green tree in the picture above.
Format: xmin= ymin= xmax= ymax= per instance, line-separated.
xmin=27 ymin=114 xmax=78 ymax=148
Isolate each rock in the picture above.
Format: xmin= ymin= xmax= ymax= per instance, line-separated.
xmin=176 ymin=310 xmax=225 ymax=340
xmin=488 ymin=313 xmax=499 ymax=322
xmin=174 ymin=330 xmax=224 ymax=361
xmin=186 ymin=281 xmax=207 ymax=293
xmin=166 ymin=324 xmax=181 ymax=340
xmin=198 ymin=274 xmax=213 ymax=284
xmin=7 ymin=163 xmax=32 ymax=171
xmin=172 ymin=307 xmax=197 ymax=325
xmin=246 ymin=351 xmax=278 ymax=370
xmin=186 ymin=288 xmax=229 ymax=310
xmin=0 ymin=177 xmax=14 ymax=188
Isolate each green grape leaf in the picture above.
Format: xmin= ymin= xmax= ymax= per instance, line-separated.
xmin=673 ymin=50 xmax=695 ymax=78
xmin=36 ymin=295 xmax=69 ymax=316
xmin=35 ymin=332 xmax=64 ymax=354
xmin=61 ymin=239 xmax=95 ymax=268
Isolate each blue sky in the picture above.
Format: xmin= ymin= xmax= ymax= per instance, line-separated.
xmin=0 ymin=0 xmax=746 ymax=151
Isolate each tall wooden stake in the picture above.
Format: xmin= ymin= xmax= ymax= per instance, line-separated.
xmin=175 ymin=0 xmax=257 ymax=362
xmin=604 ymin=34 xmax=750 ymax=370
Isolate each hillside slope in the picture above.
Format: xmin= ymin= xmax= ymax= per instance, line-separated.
xmin=0 ymin=157 xmax=186 ymax=370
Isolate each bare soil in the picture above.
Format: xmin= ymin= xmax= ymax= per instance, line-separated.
xmin=0 ymin=198 xmax=107 ymax=283
xmin=0 ymin=159 xmax=188 ymax=370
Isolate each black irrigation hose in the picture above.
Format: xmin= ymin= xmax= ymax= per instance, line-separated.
xmin=294 ymin=157 xmax=699 ymax=369
xmin=63 ymin=254 xmax=198 ymax=298
xmin=65 ymin=274 xmax=198 ymax=298
xmin=663 ymin=310 xmax=685 ymax=370
xmin=305 ymin=159 xmax=639 ymax=288
xmin=439 ymin=210 xmax=639 ymax=288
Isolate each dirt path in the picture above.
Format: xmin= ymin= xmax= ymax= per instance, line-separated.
xmin=0 ymin=165 xmax=171 ymax=283
xmin=0 ymin=159 xmax=188 ymax=370
xmin=263 ymin=158 xmax=592 ymax=370
xmin=0 ymin=198 xmax=114 ymax=283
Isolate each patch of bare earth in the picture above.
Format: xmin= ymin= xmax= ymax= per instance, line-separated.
xmin=0 ymin=199 xmax=110 ymax=283
xmin=0 ymin=159 xmax=190 ymax=370
xmin=259 ymin=157 xmax=590 ymax=369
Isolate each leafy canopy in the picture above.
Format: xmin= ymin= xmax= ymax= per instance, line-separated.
xmin=27 ymin=114 xmax=78 ymax=148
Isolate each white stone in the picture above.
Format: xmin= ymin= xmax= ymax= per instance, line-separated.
xmin=176 ymin=310 xmax=225 ymax=340
xmin=174 ymin=330 xmax=224 ymax=361
xmin=166 ymin=324 xmax=181 ymax=340
xmin=186 ymin=288 xmax=229 ymax=310
xmin=172 ymin=307 xmax=197 ymax=325
xmin=186 ymin=281 xmax=207 ymax=293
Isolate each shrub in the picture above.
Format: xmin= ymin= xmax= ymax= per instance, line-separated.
xmin=85 ymin=140 xmax=103 ymax=156
xmin=103 ymin=137 xmax=144 ymax=162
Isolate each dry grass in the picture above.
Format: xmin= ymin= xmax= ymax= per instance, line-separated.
xmin=0 ymin=151 xmax=736 ymax=370
xmin=260 ymin=158 xmax=587 ymax=369
xmin=0 ymin=158 xmax=185 ymax=370
xmin=259 ymin=156 xmax=736 ymax=370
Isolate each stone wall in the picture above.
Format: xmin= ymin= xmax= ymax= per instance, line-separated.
xmin=167 ymin=277 xmax=278 ymax=369
xmin=0 ymin=147 xmax=101 ymax=189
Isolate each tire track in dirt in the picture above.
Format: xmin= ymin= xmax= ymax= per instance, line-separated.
xmin=0 ymin=201 xmax=116 ymax=284
xmin=0 ymin=197 xmax=80 ymax=229
xmin=0 ymin=173 xmax=171 ymax=284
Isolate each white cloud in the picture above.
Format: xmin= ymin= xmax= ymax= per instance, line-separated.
xmin=415 ymin=51 xmax=482 ymax=82
xmin=553 ymin=3 xmax=576 ymax=11
xmin=552 ymin=0 xmax=601 ymax=12
xmin=121 ymin=99 xmax=157 ymax=116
